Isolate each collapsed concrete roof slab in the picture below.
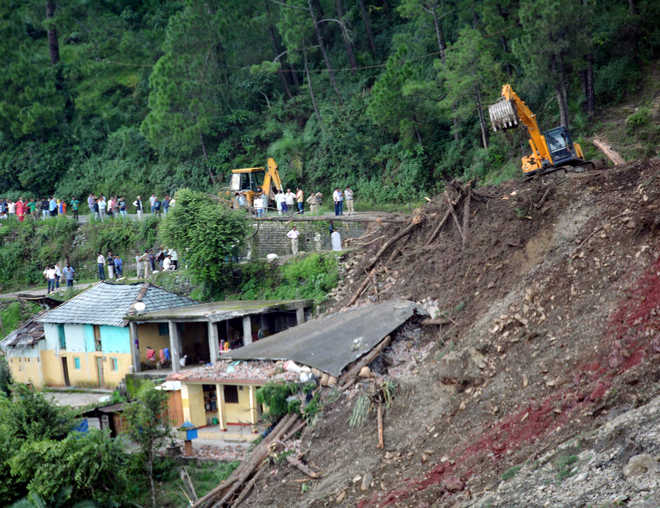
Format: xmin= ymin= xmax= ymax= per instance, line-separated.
xmin=228 ymin=299 xmax=419 ymax=377
xmin=129 ymin=299 xmax=313 ymax=323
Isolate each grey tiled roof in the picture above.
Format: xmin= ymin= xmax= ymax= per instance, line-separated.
xmin=40 ymin=283 xmax=195 ymax=327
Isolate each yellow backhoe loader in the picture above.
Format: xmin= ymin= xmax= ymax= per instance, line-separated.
xmin=229 ymin=157 xmax=283 ymax=205
xmin=489 ymin=84 xmax=593 ymax=177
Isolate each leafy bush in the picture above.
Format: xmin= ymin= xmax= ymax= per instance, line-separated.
xmin=256 ymin=382 xmax=299 ymax=421
xmin=626 ymin=107 xmax=651 ymax=134
xmin=232 ymin=253 xmax=338 ymax=303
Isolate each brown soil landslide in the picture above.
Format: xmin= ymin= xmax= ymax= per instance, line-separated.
xmin=243 ymin=159 xmax=660 ymax=507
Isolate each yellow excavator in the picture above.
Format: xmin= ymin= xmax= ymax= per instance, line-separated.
xmin=489 ymin=84 xmax=593 ymax=177
xmin=229 ymin=157 xmax=283 ymax=205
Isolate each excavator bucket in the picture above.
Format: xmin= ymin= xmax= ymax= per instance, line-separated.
xmin=488 ymin=98 xmax=519 ymax=132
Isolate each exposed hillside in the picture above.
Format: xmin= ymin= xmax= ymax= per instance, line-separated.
xmin=240 ymin=159 xmax=659 ymax=506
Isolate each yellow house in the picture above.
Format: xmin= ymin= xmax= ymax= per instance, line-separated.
xmin=38 ymin=282 xmax=195 ymax=388
xmin=166 ymin=360 xmax=299 ymax=442
xmin=1 ymin=311 xmax=49 ymax=388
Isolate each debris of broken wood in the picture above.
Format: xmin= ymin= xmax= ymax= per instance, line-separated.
xmin=339 ymin=335 xmax=392 ymax=389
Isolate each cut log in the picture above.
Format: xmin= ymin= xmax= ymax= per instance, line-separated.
xmin=339 ymin=335 xmax=392 ymax=389
xmin=592 ymin=137 xmax=624 ymax=165
xmin=462 ymin=187 xmax=471 ymax=249
xmin=193 ymin=414 xmax=299 ymax=508
xmin=534 ymin=187 xmax=553 ymax=209
xmin=286 ymin=455 xmax=321 ymax=479
xmin=232 ymin=466 xmax=265 ymax=507
xmin=348 ymin=268 xmax=375 ymax=306
xmin=444 ymin=190 xmax=464 ymax=243
xmin=282 ymin=420 xmax=307 ymax=442
xmin=377 ymin=403 xmax=384 ymax=449
xmin=421 ymin=318 xmax=452 ymax=326
xmin=364 ymin=216 xmax=423 ymax=272
xmin=425 ymin=206 xmax=453 ymax=246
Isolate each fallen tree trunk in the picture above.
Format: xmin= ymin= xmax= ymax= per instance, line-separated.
xmin=364 ymin=215 xmax=424 ymax=273
xmin=377 ymin=403 xmax=384 ymax=449
xmin=232 ymin=466 xmax=265 ymax=507
xmin=592 ymin=137 xmax=625 ymax=165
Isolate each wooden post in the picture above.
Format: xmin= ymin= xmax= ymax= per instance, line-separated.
xmin=377 ymin=403 xmax=384 ymax=449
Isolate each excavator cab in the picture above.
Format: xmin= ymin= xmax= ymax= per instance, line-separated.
xmin=542 ymin=127 xmax=582 ymax=166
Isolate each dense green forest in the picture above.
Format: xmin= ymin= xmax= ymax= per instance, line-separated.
xmin=0 ymin=0 xmax=658 ymax=204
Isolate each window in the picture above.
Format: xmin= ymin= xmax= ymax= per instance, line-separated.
xmin=93 ymin=325 xmax=102 ymax=352
xmin=74 ymin=357 xmax=81 ymax=369
xmin=223 ymin=385 xmax=239 ymax=404
xmin=111 ymin=358 xmax=118 ymax=371
xmin=158 ymin=323 xmax=169 ymax=336
xmin=58 ymin=324 xmax=66 ymax=350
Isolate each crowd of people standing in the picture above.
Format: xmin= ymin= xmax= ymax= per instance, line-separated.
xmin=0 ymin=197 xmax=81 ymax=221
xmin=0 ymin=193 xmax=176 ymax=223
xmin=234 ymin=186 xmax=354 ymax=218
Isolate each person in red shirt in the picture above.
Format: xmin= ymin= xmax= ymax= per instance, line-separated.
xmin=15 ymin=198 xmax=25 ymax=222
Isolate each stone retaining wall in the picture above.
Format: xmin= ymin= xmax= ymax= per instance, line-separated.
xmin=247 ymin=219 xmax=367 ymax=258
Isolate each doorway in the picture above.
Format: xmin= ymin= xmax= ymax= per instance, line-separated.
xmin=96 ymin=357 xmax=104 ymax=387
xmin=61 ymin=357 xmax=70 ymax=386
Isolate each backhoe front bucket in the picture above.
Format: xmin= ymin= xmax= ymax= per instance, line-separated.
xmin=488 ymin=98 xmax=519 ymax=132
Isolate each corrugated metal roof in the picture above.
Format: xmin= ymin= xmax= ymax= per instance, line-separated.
xmin=40 ymin=282 xmax=195 ymax=327
xmin=228 ymin=300 xmax=419 ymax=377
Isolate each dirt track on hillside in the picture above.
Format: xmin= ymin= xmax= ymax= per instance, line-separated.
xmin=243 ymin=160 xmax=659 ymax=507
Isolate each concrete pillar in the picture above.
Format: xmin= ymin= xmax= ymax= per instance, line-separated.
xmin=296 ymin=306 xmax=305 ymax=325
xmin=168 ymin=321 xmax=181 ymax=372
xmin=128 ymin=322 xmax=141 ymax=373
xmin=249 ymin=385 xmax=257 ymax=427
xmin=216 ymin=384 xmax=226 ymax=430
xmin=208 ymin=321 xmax=219 ymax=364
xmin=242 ymin=316 xmax=252 ymax=345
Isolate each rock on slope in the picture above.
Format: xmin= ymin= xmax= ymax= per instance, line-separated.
xmin=244 ymin=161 xmax=659 ymax=507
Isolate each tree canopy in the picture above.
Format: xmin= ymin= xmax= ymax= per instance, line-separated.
xmin=0 ymin=0 xmax=657 ymax=201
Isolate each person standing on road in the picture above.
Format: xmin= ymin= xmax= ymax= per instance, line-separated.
xmin=97 ymin=252 xmax=105 ymax=280
xmin=70 ymin=197 xmax=80 ymax=221
xmin=45 ymin=265 xmax=57 ymax=294
xmin=306 ymin=192 xmax=321 ymax=216
xmin=149 ymin=194 xmax=156 ymax=214
xmin=54 ymin=262 xmax=62 ymax=289
xmin=344 ymin=187 xmax=354 ymax=215
xmin=169 ymin=249 xmax=178 ymax=270
xmin=295 ymin=188 xmax=304 ymax=214
xmin=284 ymin=188 xmax=295 ymax=215
xmin=87 ymin=194 xmax=95 ymax=218
xmin=133 ymin=195 xmax=143 ymax=219
xmin=332 ymin=188 xmax=343 ymax=216
xmin=275 ymin=190 xmax=284 ymax=215
xmin=114 ymin=254 xmax=123 ymax=278
xmin=287 ymin=226 xmax=300 ymax=256
xmin=15 ymin=198 xmax=25 ymax=222
xmin=63 ymin=263 xmax=75 ymax=287
xmin=106 ymin=251 xmax=115 ymax=279
xmin=98 ymin=196 xmax=106 ymax=221
xmin=119 ymin=197 xmax=127 ymax=218
xmin=40 ymin=198 xmax=49 ymax=219
xmin=163 ymin=195 xmax=170 ymax=216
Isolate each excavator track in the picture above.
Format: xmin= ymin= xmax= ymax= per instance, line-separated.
xmin=522 ymin=160 xmax=601 ymax=182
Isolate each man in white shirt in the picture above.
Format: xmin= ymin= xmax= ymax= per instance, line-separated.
xmin=284 ymin=189 xmax=295 ymax=215
xmin=331 ymin=230 xmax=342 ymax=251
xmin=45 ymin=266 xmax=57 ymax=293
xmin=332 ymin=188 xmax=343 ymax=216
xmin=97 ymin=253 xmax=105 ymax=280
xmin=275 ymin=190 xmax=284 ymax=215
xmin=98 ymin=197 xmax=106 ymax=222
xmin=149 ymin=194 xmax=156 ymax=214
xmin=286 ymin=226 xmax=300 ymax=256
